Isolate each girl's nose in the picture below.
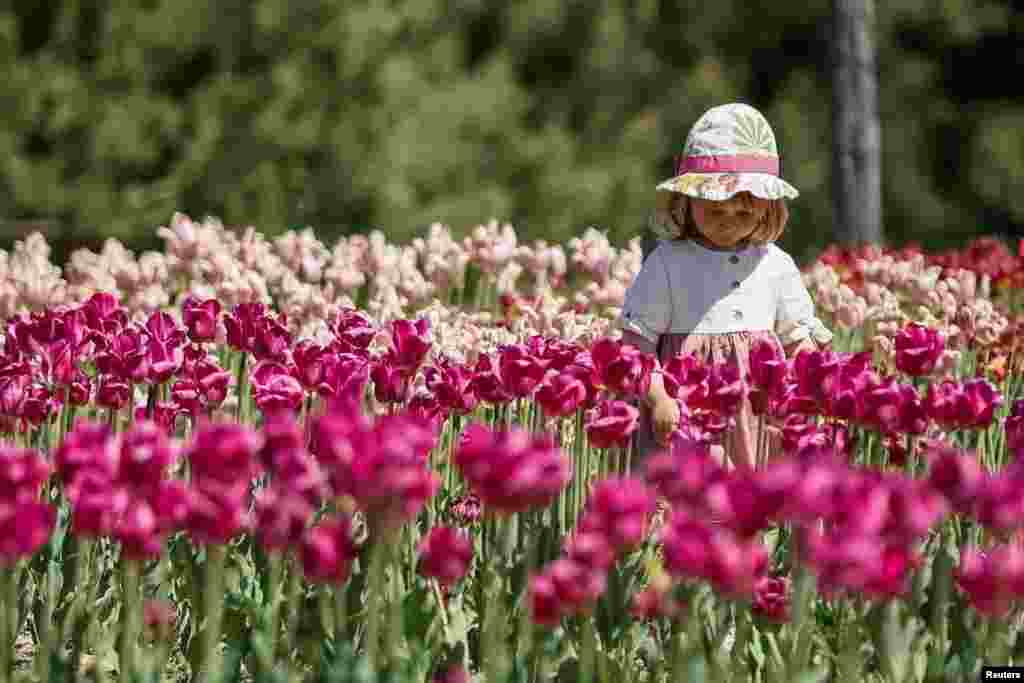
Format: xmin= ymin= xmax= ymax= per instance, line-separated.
xmin=717 ymin=205 xmax=751 ymax=218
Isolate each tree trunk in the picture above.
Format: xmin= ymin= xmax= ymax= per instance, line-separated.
xmin=832 ymin=0 xmax=882 ymax=245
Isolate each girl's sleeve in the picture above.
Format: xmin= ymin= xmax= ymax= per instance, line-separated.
xmin=617 ymin=248 xmax=672 ymax=345
xmin=774 ymin=252 xmax=834 ymax=347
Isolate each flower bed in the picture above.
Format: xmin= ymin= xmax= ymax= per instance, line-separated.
xmin=0 ymin=217 xmax=1023 ymax=682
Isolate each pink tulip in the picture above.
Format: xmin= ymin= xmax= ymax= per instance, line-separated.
xmin=117 ymin=421 xmax=179 ymax=493
xmin=643 ymin=436 xmax=724 ymax=510
xmin=133 ymin=401 xmax=180 ymax=434
xmin=254 ymin=485 xmax=317 ymax=552
xmin=370 ymin=357 xmax=412 ymax=405
xmin=584 ymin=399 xmax=639 ymax=450
xmin=224 ymin=302 xmax=266 ymax=354
xmin=116 ymin=499 xmax=165 ymax=559
xmin=803 ymin=528 xmax=918 ymax=600
xmin=660 ymin=510 xmax=767 ymax=596
xmin=563 ymin=531 xmax=616 ymax=572
xmin=424 ymin=357 xmax=479 ymax=415
xmin=927 ymin=378 xmax=1003 ymax=430
xmin=960 ymin=378 xmax=1003 ymax=429
xmin=790 ymin=349 xmax=841 ymax=411
xmin=454 ymin=423 xmax=572 ymax=514
xmin=925 ymin=440 xmax=984 ymax=514
xmin=145 ymin=311 xmax=186 ymax=346
xmin=528 ymin=573 xmax=563 ymax=627
xmin=857 ymin=377 xmax=928 ymax=435
xmin=250 ymin=360 xmax=304 ymax=413
xmin=55 ymin=421 xmax=119 ymax=485
xmin=972 ymin=472 xmax=1024 ymax=534
xmin=145 ymin=337 xmax=183 ymax=384
xmin=318 ymin=353 xmax=370 ymax=402
xmin=575 ymin=477 xmax=656 ymax=551
xmin=0 ymin=446 xmax=55 ymax=564
xmin=449 ymin=494 xmax=483 ymax=526
xmin=81 ymin=292 xmax=127 ymax=333
xmin=956 ymin=545 xmax=1024 ymax=617
xmin=752 ymin=575 xmax=791 ymax=622
xmin=196 ymin=360 xmax=231 ymax=408
xmin=329 ymin=308 xmax=377 ymax=353
xmin=95 ymin=329 xmax=149 ymax=382
xmin=292 ymin=340 xmax=328 ymax=391
xmin=546 ymin=557 xmax=607 ymax=613
xmin=252 ymin=314 xmax=293 ymax=362
xmin=469 ymin=353 xmax=514 ymax=404
xmin=685 ymin=362 xmax=746 ymax=418
xmin=67 ymin=472 xmax=131 ymax=537
xmin=590 ymin=337 xmax=655 ymax=399
xmin=535 ymin=371 xmax=587 ymax=418
xmin=300 ymin=514 xmax=359 ymax=584
xmin=181 ymin=296 xmax=221 ymax=343
xmin=748 ymin=339 xmax=787 ymax=396
xmin=497 ymin=344 xmax=548 ymax=398
xmin=0 ymin=500 xmax=55 ymax=565
xmin=417 ymin=526 xmax=473 ymax=586
xmin=406 ymin=391 xmax=447 ymax=434
xmin=310 ymin=404 xmax=440 ymax=527
xmin=0 ymin=446 xmax=52 ymax=502
xmin=388 ymin=318 xmax=432 ymax=372
xmin=894 ymin=322 xmax=944 ymax=376
xmin=186 ymin=422 xmax=264 ymax=487
xmin=96 ymin=375 xmax=132 ymax=410
xmin=660 ymin=354 xmax=701 ymax=400
xmin=185 ymin=479 xmax=252 ymax=545
xmin=702 ymin=468 xmax=794 ymax=538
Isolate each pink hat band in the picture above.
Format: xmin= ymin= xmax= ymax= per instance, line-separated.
xmin=674 ymin=154 xmax=780 ymax=177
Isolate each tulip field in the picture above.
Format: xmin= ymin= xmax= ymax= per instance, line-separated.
xmin=2 ymin=216 xmax=1024 ymax=682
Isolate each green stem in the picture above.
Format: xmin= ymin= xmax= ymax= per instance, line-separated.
xmin=199 ymin=544 xmax=227 ymax=683
xmin=485 ymin=517 xmax=513 ymax=683
xmin=118 ymin=558 xmax=141 ymax=681
xmin=330 ymin=581 xmax=347 ymax=645
xmin=364 ymin=537 xmax=389 ymax=670
xmin=579 ymin=617 xmax=597 ymax=683
xmin=431 ymin=580 xmax=449 ymax=639
xmin=259 ymin=552 xmax=285 ymax=674
xmin=283 ymin=557 xmax=304 ymax=667
xmin=0 ymin=566 xmax=13 ymax=683
xmin=236 ymin=352 xmax=249 ymax=424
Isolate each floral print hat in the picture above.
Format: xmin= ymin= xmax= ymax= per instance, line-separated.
xmin=655 ymin=103 xmax=799 ymax=211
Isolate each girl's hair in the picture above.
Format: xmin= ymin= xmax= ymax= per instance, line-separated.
xmin=649 ymin=193 xmax=789 ymax=245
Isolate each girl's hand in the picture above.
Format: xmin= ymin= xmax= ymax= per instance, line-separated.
xmin=651 ymin=397 xmax=680 ymax=446
xmin=786 ymin=339 xmax=817 ymax=358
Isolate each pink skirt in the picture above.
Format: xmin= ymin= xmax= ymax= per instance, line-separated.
xmin=634 ymin=330 xmax=783 ymax=469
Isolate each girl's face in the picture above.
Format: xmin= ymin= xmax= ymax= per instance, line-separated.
xmin=680 ymin=193 xmax=770 ymax=248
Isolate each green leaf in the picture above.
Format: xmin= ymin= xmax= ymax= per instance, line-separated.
xmin=400 ymin=582 xmax=436 ymax=646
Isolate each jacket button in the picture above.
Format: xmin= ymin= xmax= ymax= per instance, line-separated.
xmin=733 ymin=309 xmax=743 ymax=320
xmin=731 ymin=280 xmax=741 ymax=288
xmin=729 ymin=254 xmax=740 ymax=264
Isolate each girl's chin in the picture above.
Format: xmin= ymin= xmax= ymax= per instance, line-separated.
xmin=700 ymin=227 xmax=757 ymax=247
xmin=703 ymin=235 xmax=749 ymax=247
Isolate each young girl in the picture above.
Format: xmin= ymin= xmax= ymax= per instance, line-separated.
xmin=619 ymin=103 xmax=833 ymax=468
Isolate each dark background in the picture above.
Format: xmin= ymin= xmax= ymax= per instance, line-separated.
xmin=1 ymin=0 xmax=1022 ymax=265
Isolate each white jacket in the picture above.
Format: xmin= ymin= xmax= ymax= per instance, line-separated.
xmin=617 ymin=239 xmax=833 ymax=347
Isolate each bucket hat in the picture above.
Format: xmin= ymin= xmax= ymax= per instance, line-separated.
xmin=655 ymin=103 xmax=799 ymax=212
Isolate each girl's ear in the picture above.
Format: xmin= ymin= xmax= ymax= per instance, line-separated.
xmin=751 ymin=199 xmax=788 ymax=244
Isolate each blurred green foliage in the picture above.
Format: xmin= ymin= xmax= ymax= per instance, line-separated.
xmin=0 ymin=0 xmax=1021 ymax=264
